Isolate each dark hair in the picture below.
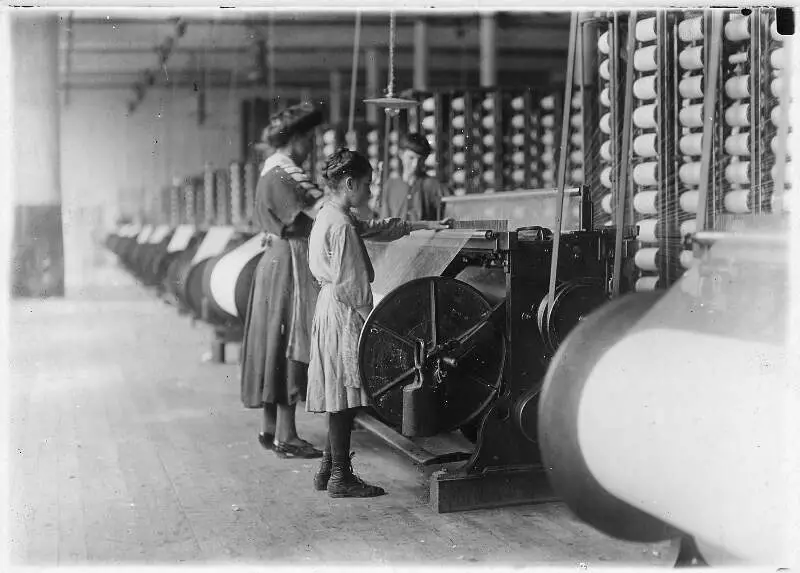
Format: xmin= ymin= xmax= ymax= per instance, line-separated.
xmin=400 ymin=132 xmax=432 ymax=157
xmin=323 ymin=148 xmax=372 ymax=188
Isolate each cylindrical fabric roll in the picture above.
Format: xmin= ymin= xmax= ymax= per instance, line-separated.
xmin=679 ymin=162 xmax=702 ymax=185
xmin=452 ymin=152 xmax=466 ymax=165
xmin=679 ymin=190 xmax=699 ymax=213
xmin=601 ymin=166 xmax=613 ymax=188
xmin=512 ymin=151 xmax=525 ymax=165
xmin=421 ymin=116 xmax=436 ymax=131
xmin=483 ymin=171 xmax=495 ymax=184
xmin=633 ymin=162 xmax=659 ymax=186
xmin=633 ymin=75 xmax=657 ymax=100
xmin=570 ymin=133 xmax=583 ymax=147
xmin=725 ymin=133 xmax=750 ymax=156
xmin=542 ymin=114 xmax=555 ymax=128
xmin=679 ymin=104 xmax=704 ymax=128
xmin=770 ymin=19 xmax=783 ymax=41
xmin=512 ymin=132 xmax=525 ymax=146
xmin=598 ymin=30 xmax=610 ymax=54
xmin=389 ymin=131 xmax=399 ymax=142
xmin=600 ymin=87 xmax=611 ymax=107
xmin=679 ymin=250 xmax=696 ymax=269
xmin=770 ymin=77 xmax=784 ymax=98
xmin=452 ymin=115 xmax=465 ymax=129
xmin=367 ymin=143 xmax=380 ymax=156
xmin=482 ymin=133 xmax=495 ymax=146
xmin=679 ymin=46 xmax=704 ymax=70
xmin=323 ymin=143 xmax=336 ymax=156
xmin=770 ymin=105 xmax=797 ymax=127
xmin=570 ymin=114 xmax=582 ymax=129
xmin=323 ymin=130 xmax=337 ymax=144
xmin=634 ymin=275 xmax=659 ymax=292
xmin=601 ymin=193 xmax=613 ymax=214
xmin=599 ymin=58 xmax=611 ymax=80
xmin=542 ymin=132 xmax=555 ymax=146
xmin=725 ymin=103 xmax=750 ymax=127
xmin=511 ymin=96 xmax=525 ymax=111
xmin=512 ymin=169 xmax=525 ymax=184
xmin=724 ymin=16 xmax=750 ymax=42
xmin=680 ymin=133 xmax=703 ymax=156
xmin=724 ymin=189 xmax=751 ymax=213
xmin=422 ymin=97 xmax=436 ymax=112
xmin=389 ymin=143 xmax=399 ymax=155
xmin=770 ymin=48 xmax=785 ymax=69
xmin=572 ymin=93 xmax=582 ymax=108
xmin=680 ymin=219 xmax=696 ymax=237
xmin=570 ymin=150 xmax=583 ymax=163
xmin=452 ymin=170 xmax=466 ymax=184
xmin=451 ymin=97 xmax=465 ymax=111
xmin=728 ymin=52 xmax=748 ymax=65
xmin=600 ymin=113 xmax=612 ymax=134
xmin=633 ymin=105 xmax=657 ymax=129
xmin=452 ymin=134 xmax=465 ymax=147
xmin=679 ymin=75 xmax=704 ymax=99
xmin=725 ymin=75 xmax=750 ymax=99
xmin=678 ymin=15 xmax=703 ymax=42
xmin=635 ymin=17 xmax=658 ymax=42
xmin=634 ymin=191 xmax=659 ymax=215
xmin=367 ymin=130 xmax=380 ymax=143
xmin=541 ymin=95 xmax=556 ymax=110
xmin=571 ymin=168 xmax=584 ymax=183
xmin=542 ymin=169 xmax=555 ymax=181
xmin=772 ymin=161 xmax=794 ymax=183
xmin=481 ymin=115 xmax=495 ymax=130
xmin=634 ymin=133 xmax=658 ymax=157
xmin=636 ymin=219 xmax=658 ymax=243
xmin=511 ymin=115 xmax=525 ymax=129
xmin=542 ymin=149 xmax=554 ymax=163
xmin=771 ymin=136 xmax=794 ymax=158
xmin=483 ymin=152 xmax=495 ymax=164
xmin=725 ymin=161 xmax=750 ymax=184
xmin=633 ymin=46 xmax=658 ymax=72
xmin=634 ymin=248 xmax=659 ymax=272
xmin=600 ymin=140 xmax=612 ymax=161
xmin=482 ymin=97 xmax=494 ymax=111
xmin=389 ymin=157 xmax=400 ymax=170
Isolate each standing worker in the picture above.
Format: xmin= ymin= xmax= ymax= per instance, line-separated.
xmin=379 ymin=133 xmax=450 ymax=221
xmin=240 ymin=103 xmax=326 ymax=460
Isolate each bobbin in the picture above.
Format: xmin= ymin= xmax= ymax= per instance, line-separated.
xmin=636 ymin=219 xmax=658 ymax=243
xmin=633 ymin=75 xmax=657 ymax=100
xmin=724 ymin=189 xmax=751 ymax=213
xmin=600 ymin=87 xmax=611 ymax=107
xmin=679 ymin=104 xmax=704 ymax=128
xmin=679 ymin=46 xmax=703 ymax=70
xmin=634 ymin=191 xmax=658 ymax=215
xmin=633 ymin=46 xmax=658 ymax=72
xmin=634 ymin=276 xmax=659 ymax=292
xmin=724 ymin=75 xmax=750 ymax=99
xmin=422 ymin=98 xmax=436 ymax=112
xmin=724 ymin=161 xmax=750 ymax=185
xmin=634 ymin=134 xmax=658 ymax=157
xmin=724 ymin=103 xmax=750 ymax=127
xmin=635 ymin=17 xmax=658 ymax=42
xmin=633 ymin=105 xmax=657 ymax=129
xmin=679 ymin=133 xmax=703 ymax=156
xmin=678 ymin=15 xmax=703 ymax=42
xmin=724 ymin=133 xmax=750 ymax=156
xmin=633 ymin=162 xmax=658 ymax=187
xmin=724 ymin=16 xmax=750 ymax=42
xmin=679 ymin=162 xmax=702 ymax=185
xmin=679 ymin=190 xmax=699 ymax=213
xmin=679 ymin=76 xmax=704 ymax=99
xmin=634 ymin=248 xmax=660 ymax=272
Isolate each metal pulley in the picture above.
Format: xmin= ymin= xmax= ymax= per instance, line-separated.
xmin=358 ymin=276 xmax=505 ymax=436
xmin=536 ymin=280 xmax=609 ymax=356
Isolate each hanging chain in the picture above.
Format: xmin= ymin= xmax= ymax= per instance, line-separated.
xmin=387 ymin=11 xmax=396 ymax=96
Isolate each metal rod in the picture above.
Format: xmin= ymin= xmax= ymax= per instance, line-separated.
xmin=347 ymin=11 xmax=362 ymax=140
xmin=612 ymin=10 xmax=638 ymax=298
xmin=772 ymin=20 xmax=793 ymax=209
xmin=694 ymin=9 xmax=724 ymax=232
xmin=547 ymin=12 xmax=579 ymax=310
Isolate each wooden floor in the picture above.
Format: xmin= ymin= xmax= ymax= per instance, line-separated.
xmin=7 ymin=266 xmax=677 ymax=566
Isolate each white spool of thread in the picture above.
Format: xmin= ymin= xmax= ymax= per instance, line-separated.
xmin=724 ymin=17 xmax=750 ymax=42
xmin=600 ymin=87 xmax=611 ymax=107
xmin=678 ymin=15 xmax=703 ymax=42
xmin=367 ymin=131 xmax=380 ymax=143
xmin=452 ymin=152 xmax=466 ymax=166
xmin=483 ymin=152 xmax=495 ymax=165
xmin=512 ymin=151 xmax=525 ymax=165
xmin=389 ymin=158 xmax=400 ymax=170
xmin=542 ymin=114 xmax=555 ymax=128
xmin=679 ymin=162 xmax=702 ymax=185
xmin=598 ymin=30 xmax=610 ymax=54
xmin=421 ymin=116 xmax=436 ymax=131
xmin=679 ymin=46 xmax=704 ymax=70
xmin=679 ymin=104 xmax=704 ymax=128
xmin=599 ymin=113 xmax=612 ymax=134
xmin=427 ymin=134 xmax=436 ymax=145
xmin=725 ymin=161 xmax=750 ymax=184
xmin=600 ymin=140 xmax=612 ymax=161
xmin=482 ymin=134 xmax=495 ymax=147
xmin=542 ymin=169 xmax=555 ymax=182
xmin=679 ymin=75 xmax=704 ymax=99
xmin=724 ymin=133 xmax=750 ymax=156
xmin=424 ymin=154 xmax=437 ymax=168
xmin=635 ymin=248 xmax=660 ymax=272
xmin=367 ymin=144 xmax=380 ymax=157
xmin=482 ymin=98 xmax=494 ymax=111
xmin=635 ymin=17 xmax=658 ymax=42
xmin=772 ymin=161 xmax=794 ymax=182
xmin=389 ymin=143 xmax=399 ymax=155
xmin=323 ymin=144 xmax=335 ymax=156
xmin=512 ymin=170 xmax=525 ymax=184
xmin=724 ymin=189 xmax=751 ymax=213
xmin=451 ymin=97 xmax=465 ymax=112
xmin=570 ymin=150 xmax=583 ymax=163
xmin=542 ymin=150 xmax=555 ymax=164
xmin=728 ymin=52 xmax=748 ymax=65
xmin=512 ymin=133 xmax=525 ymax=147
xmin=481 ymin=115 xmax=496 ymax=130
xmin=771 ymin=135 xmax=795 ymax=157
xmin=452 ymin=115 xmax=466 ymax=129
xmin=599 ymin=59 xmax=611 ymax=80
xmin=633 ymin=105 xmax=657 ymax=129
xmin=636 ymin=219 xmax=658 ymax=243
xmin=572 ymin=93 xmax=582 ymax=109
xmin=483 ymin=171 xmax=495 ymax=184
xmin=541 ymin=95 xmax=556 ymax=110
xmin=725 ymin=103 xmax=750 ymax=127
xmin=511 ymin=115 xmax=525 ymax=129
xmin=680 ymin=219 xmax=696 ymax=237
xmin=633 ymin=162 xmax=658 ymax=186
xmin=422 ymin=97 xmax=436 ymax=112
xmin=601 ymin=166 xmax=613 ymax=188
xmin=724 ymin=75 xmax=750 ymax=99
xmin=770 ymin=20 xmax=783 ymax=41
xmin=530 ymin=147 xmax=539 ymax=158
xmin=571 ymin=114 xmax=582 ymax=129
xmin=511 ymin=96 xmax=525 ymax=111
xmin=389 ymin=131 xmax=399 ymax=142
xmin=571 ymin=168 xmax=584 ymax=183
xmin=570 ymin=133 xmax=583 ymax=147
xmin=680 ymin=250 xmax=696 ymax=269
xmin=770 ymin=77 xmax=784 ymax=98
xmin=770 ymin=48 xmax=785 ymax=69
xmin=453 ymin=188 xmax=466 ymax=197
xmin=634 ymin=134 xmax=658 ymax=157
xmin=324 ymin=131 xmax=338 ymax=145
xmin=601 ymin=193 xmax=613 ymax=214
xmin=634 ymin=191 xmax=659 ymax=215
xmin=542 ymin=132 xmax=555 ymax=146
xmin=452 ymin=134 xmax=465 ymax=147
xmin=633 ymin=75 xmax=657 ymax=100
xmin=453 ymin=170 xmax=466 ymax=184
xmin=680 ymin=133 xmax=703 ymax=155
xmin=633 ymin=46 xmax=658 ymax=72
xmin=635 ymin=276 xmax=659 ymax=292
xmin=680 ymin=190 xmax=699 ymax=213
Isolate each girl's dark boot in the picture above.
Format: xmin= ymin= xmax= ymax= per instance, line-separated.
xmin=314 ymin=452 xmax=332 ymax=491
xmin=327 ymin=453 xmax=386 ymax=498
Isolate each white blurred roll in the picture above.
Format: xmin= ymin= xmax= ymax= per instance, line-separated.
xmin=600 ymin=140 xmax=612 ymax=161
xmin=512 ymin=169 xmax=525 ymax=184
xmin=323 ymin=130 xmax=337 ymax=144
xmin=725 ymin=103 xmax=750 ymax=127
xmin=634 ymin=276 xmax=659 ymax=292
xmin=542 ymin=150 xmax=555 ymax=163
xmin=530 ymin=147 xmax=539 ymax=158
xmin=636 ymin=219 xmax=658 ymax=243
xmin=635 ymin=17 xmax=658 ymax=42
xmin=452 ymin=115 xmax=465 ymax=129
xmin=482 ymin=97 xmax=494 ymax=111
xmin=633 ymin=46 xmax=658 ymax=72
xmin=634 ymin=133 xmax=658 ymax=157
xmin=451 ymin=97 xmax=465 ymax=112
xmin=389 ymin=131 xmax=399 ymax=142
xmin=728 ymin=52 xmax=748 ymax=65
xmin=770 ymin=135 xmax=794 ymax=157
xmin=511 ymin=114 xmax=525 ymax=129
xmin=482 ymin=133 xmax=495 ymax=146
xmin=424 ymin=154 xmax=436 ymax=168
xmin=323 ymin=144 xmax=335 ymax=156
xmin=484 ymin=188 xmax=497 ymax=194
xmin=679 ymin=162 xmax=702 ymax=185
xmin=679 ymin=46 xmax=703 ymax=70
xmin=599 ymin=59 xmax=611 ymax=80
xmin=481 ymin=115 xmax=496 ymax=130
xmin=770 ymin=19 xmax=783 ymax=41
xmin=452 ymin=134 xmax=465 ymax=147
xmin=770 ymin=77 xmax=784 ymax=98
xmin=570 ymin=150 xmax=583 ymax=163
xmin=724 ymin=133 xmax=750 ymax=156
xmin=367 ymin=130 xmax=380 ymax=143
xmin=511 ymin=96 xmax=525 ymax=111
xmin=601 ymin=193 xmax=613 ymax=214
xmin=542 ymin=169 xmax=555 ymax=181
xmin=771 ymin=161 xmax=794 ymax=183
xmin=679 ymin=104 xmax=704 ymax=128
xmin=421 ymin=116 xmax=436 ymax=131
xmin=453 ymin=187 xmax=467 ymax=197
xmin=512 ymin=133 xmax=525 ymax=147
xmin=724 ymin=189 xmax=751 ymax=213
xmin=512 ymin=151 xmax=525 ymax=165
xmin=680 ymin=250 xmax=696 ymax=269
xmin=680 ymin=133 xmax=703 ymax=156
xmin=634 ymin=162 xmax=659 ymax=186
xmin=452 ymin=151 xmax=466 ymax=166
xmin=770 ymin=104 xmax=797 ymax=126
xmin=483 ymin=171 xmax=495 ymax=184
xmin=634 ymin=191 xmax=658 ymax=215
xmin=724 ymin=16 xmax=750 ymax=42
xmin=678 ymin=15 xmax=703 ymax=42
xmin=572 ymin=93 xmax=582 ymax=109
xmin=483 ymin=152 xmax=495 ymax=164
xmin=542 ymin=114 xmax=555 ymax=128
xmin=571 ymin=114 xmax=582 ymax=129
xmin=633 ymin=75 xmax=657 ymax=100
xmin=389 ymin=143 xmax=399 ymax=155
xmin=571 ymin=133 xmax=583 ymax=147
xmin=541 ymin=95 xmax=556 ymax=110
xmin=571 ymin=168 xmax=584 ymax=183
xmin=600 ymin=87 xmax=611 ymax=107
xmin=770 ymin=47 xmax=785 ymax=69
xmin=634 ymin=248 xmax=659 ymax=272
xmin=679 ymin=190 xmax=699 ymax=213
xmin=679 ymin=75 xmax=704 ymax=99
xmin=600 ymin=113 xmax=612 ymax=134
xmin=680 ymin=219 xmax=696 ymax=237
xmin=724 ymin=75 xmax=750 ymax=99
xmin=422 ymin=97 xmax=436 ymax=112
xmin=542 ymin=132 xmax=555 ymax=146
xmin=598 ymin=30 xmax=610 ymax=54
xmin=724 ymin=161 xmax=750 ymax=184
xmin=453 ymin=170 xmax=466 ymax=184
xmin=601 ymin=166 xmax=613 ymax=188
xmin=367 ymin=143 xmax=380 ymax=157
xmin=633 ymin=105 xmax=657 ymax=129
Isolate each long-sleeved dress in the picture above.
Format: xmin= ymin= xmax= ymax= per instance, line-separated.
xmin=306 ymin=202 xmax=410 ymax=413
xmin=240 ymin=152 xmax=323 ymax=408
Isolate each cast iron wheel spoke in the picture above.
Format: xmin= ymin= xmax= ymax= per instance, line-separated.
xmin=372 ymin=321 xmax=415 ymax=349
xmin=373 ymin=367 xmax=416 ymax=399
xmin=429 ymin=279 xmax=438 ymax=348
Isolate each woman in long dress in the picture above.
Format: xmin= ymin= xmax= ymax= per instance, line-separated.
xmin=240 ymin=103 xmax=326 ymax=459
xmin=306 ymin=149 xmax=448 ymax=497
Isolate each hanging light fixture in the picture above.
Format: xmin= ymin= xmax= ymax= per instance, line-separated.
xmin=364 ymin=11 xmax=418 ymax=117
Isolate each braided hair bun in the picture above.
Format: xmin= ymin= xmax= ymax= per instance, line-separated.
xmin=323 ymin=147 xmax=372 ymax=188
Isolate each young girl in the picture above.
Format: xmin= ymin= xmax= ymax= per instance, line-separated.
xmin=306 ymin=149 xmax=447 ymax=498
